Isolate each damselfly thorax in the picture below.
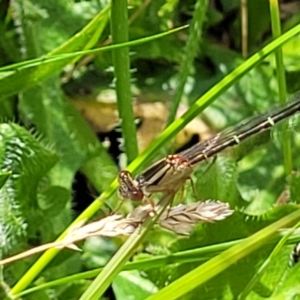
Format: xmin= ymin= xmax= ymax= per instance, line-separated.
xmin=118 ymin=94 xmax=300 ymax=203
xmin=118 ymin=154 xmax=194 ymax=203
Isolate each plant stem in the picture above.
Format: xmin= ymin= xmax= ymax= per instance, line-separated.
xmin=269 ymin=0 xmax=291 ymax=175
xmin=111 ymin=0 xmax=138 ymax=162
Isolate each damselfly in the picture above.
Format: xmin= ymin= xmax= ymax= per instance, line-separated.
xmin=118 ymin=94 xmax=300 ymax=204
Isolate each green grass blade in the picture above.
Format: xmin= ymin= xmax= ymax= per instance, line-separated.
xmin=238 ymin=220 xmax=300 ymax=300
xmin=14 ymin=228 xmax=300 ymax=298
xmin=111 ymin=0 xmax=138 ymax=161
xmin=269 ymin=0 xmax=291 ymax=174
xmin=0 ymin=25 xmax=188 ymax=98
xmin=146 ymin=209 xmax=300 ymax=300
xmin=0 ymin=5 xmax=110 ymax=98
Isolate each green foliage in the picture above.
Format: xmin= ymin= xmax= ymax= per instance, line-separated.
xmin=0 ymin=170 xmax=11 ymax=189
xmin=0 ymin=123 xmax=58 ymax=252
xmin=0 ymin=0 xmax=300 ymax=299
xmin=0 ymin=3 xmax=110 ymax=97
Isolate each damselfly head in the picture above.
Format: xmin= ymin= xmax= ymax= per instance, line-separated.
xmin=118 ymin=170 xmax=144 ymax=201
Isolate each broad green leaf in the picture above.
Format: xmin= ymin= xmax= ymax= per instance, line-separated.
xmin=193 ymin=155 xmax=242 ymax=207
xmin=271 ymin=262 xmax=300 ymax=299
xmin=38 ymin=186 xmax=70 ymax=217
xmin=113 ymin=271 xmax=158 ymax=300
xmin=19 ymin=77 xmax=116 ymax=190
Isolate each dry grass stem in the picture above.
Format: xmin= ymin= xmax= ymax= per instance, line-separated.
xmin=0 ymin=200 xmax=232 ymax=266
xmin=159 ymin=200 xmax=233 ymax=235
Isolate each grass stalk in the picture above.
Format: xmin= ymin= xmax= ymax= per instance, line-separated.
xmin=111 ymin=0 xmax=138 ymax=162
xmin=269 ymin=0 xmax=291 ymax=174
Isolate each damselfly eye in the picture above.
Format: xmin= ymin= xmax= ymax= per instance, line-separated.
xmin=118 ymin=170 xmax=131 ymax=182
